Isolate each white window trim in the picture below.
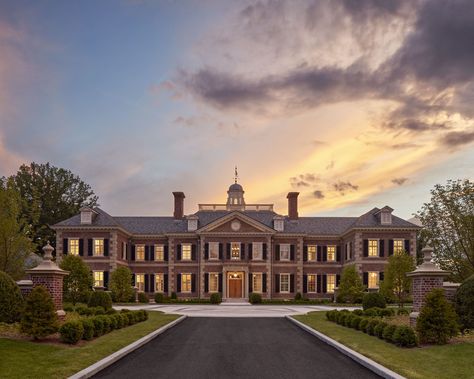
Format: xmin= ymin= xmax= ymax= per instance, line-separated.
xmin=307 ymin=274 xmax=317 ymax=293
xmin=155 ymin=273 xmax=165 ymax=293
xmin=252 ymin=272 xmax=263 ymax=293
xmin=181 ymin=273 xmax=192 ymax=293
xmin=280 ymin=244 xmax=290 ymax=261
xmin=155 ymin=244 xmax=165 ymax=261
xmin=368 ymin=238 xmax=380 ymax=257
xmin=135 ymin=244 xmax=145 ymax=261
xmin=327 ymin=273 xmax=336 ymax=294
xmin=208 ymin=272 xmax=219 ymax=293
xmin=280 ymin=273 xmax=290 ymax=293
xmin=93 ymin=238 xmax=104 ymax=256
xmin=209 ymin=242 xmax=220 ymax=260
xmin=181 ymin=243 xmax=192 ymax=261
xmin=307 ymin=245 xmax=317 ymax=261
xmin=393 ymin=239 xmax=405 ymax=254
xmin=368 ymin=271 xmax=379 ymax=289
xmin=136 ymin=273 xmax=145 ymax=292
xmin=93 ymin=270 xmax=104 ymax=287
xmin=252 ymin=242 xmax=263 ymax=261
xmin=69 ymin=238 xmax=80 ymax=256
xmin=231 ymin=242 xmax=241 ymax=260
xmin=327 ymin=245 xmax=336 ymax=262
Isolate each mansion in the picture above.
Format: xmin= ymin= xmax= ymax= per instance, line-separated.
xmin=53 ymin=181 xmax=420 ymax=300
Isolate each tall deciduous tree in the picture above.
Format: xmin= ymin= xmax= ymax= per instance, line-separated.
xmin=417 ymin=179 xmax=474 ymax=282
xmin=380 ymin=252 xmax=415 ymax=308
xmin=59 ymin=255 xmax=93 ymax=305
xmin=337 ymin=264 xmax=365 ymax=303
xmin=110 ymin=266 xmax=134 ymax=303
xmin=6 ymin=162 xmax=98 ymax=254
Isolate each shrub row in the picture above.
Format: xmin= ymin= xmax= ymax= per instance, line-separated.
xmin=59 ymin=310 xmax=148 ymax=344
xmin=326 ymin=310 xmax=417 ymax=347
xmin=64 ymin=304 xmax=117 ymax=316
xmin=352 ymin=307 xmax=408 ymax=317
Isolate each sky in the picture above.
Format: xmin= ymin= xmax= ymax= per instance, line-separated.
xmin=0 ymin=0 xmax=473 ymax=219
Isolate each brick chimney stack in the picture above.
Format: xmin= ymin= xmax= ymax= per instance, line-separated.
xmin=287 ymin=192 xmax=299 ymax=220
xmin=173 ymin=192 xmax=185 ymax=219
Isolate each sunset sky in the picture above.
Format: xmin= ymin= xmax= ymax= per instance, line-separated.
xmin=1 ymin=0 xmax=473 ymax=219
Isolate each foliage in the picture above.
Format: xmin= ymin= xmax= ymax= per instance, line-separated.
xmin=110 ymin=267 xmax=134 ymax=303
xmin=455 ymin=274 xmax=474 ymax=330
xmin=81 ymin=318 xmax=95 ymax=340
xmin=171 ymin=292 xmax=177 ymax=299
xmin=59 ymin=255 xmax=92 ymax=305
xmin=0 ymin=184 xmax=35 ymax=280
xmin=375 ymin=322 xmax=388 ymax=339
xmin=137 ymin=292 xmax=149 ymax=303
xmin=350 ymin=315 xmax=362 ymax=330
xmin=59 ymin=321 xmax=84 ymax=344
xmin=382 ymin=324 xmax=397 ymax=342
xmin=417 ymin=179 xmax=474 ymax=282
xmin=353 ymin=309 xmax=364 ymax=316
xmin=417 ymin=288 xmax=459 ymax=345
xmin=0 ymin=271 xmax=24 ymax=323
xmin=366 ymin=319 xmax=380 ymax=335
xmin=210 ymin=293 xmax=222 ymax=304
xmin=6 ymin=162 xmax=99 ymax=255
xmin=154 ymin=293 xmax=164 ymax=303
xmin=249 ymin=292 xmax=263 ymax=304
xmin=393 ymin=325 xmax=418 ymax=347
xmin=337 ymin=264 xmax=365 ymax=303
xmin=362 ymin=292 xmax=386 ymax=310
xmin=20 ymin=286 xmax=58 ymax=339
xmin=91 ymin=316 xmax=104 ymax=337
xmin=294 ymin=292 xmax=302 ymax=300
xmin=87 ymin=291 xmax=112 ymax=310
xmin=397 ymin=308 xmax=410 ymax=316
xmin=359 ymin=319 xmax=369 ymax=332
xmin=380 ymin=253 xmax=415 ymax=308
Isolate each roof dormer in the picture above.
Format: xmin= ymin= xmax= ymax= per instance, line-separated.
xmin=375 ymin=206 xmax=394 ymax=225
xmin=187 ymin=214 xmax=199 ymax=232
xmin=273 ymin=215 xmax=284 ymax=232
xmin=80 ymin=207 xmax=98 ymax=225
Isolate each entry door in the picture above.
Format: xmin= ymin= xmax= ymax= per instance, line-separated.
xmin=229 ymin=278 xmax=242 ymax=298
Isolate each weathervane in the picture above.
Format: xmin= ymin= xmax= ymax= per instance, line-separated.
xmin=234 ymin=166 xmax=239 ymax=184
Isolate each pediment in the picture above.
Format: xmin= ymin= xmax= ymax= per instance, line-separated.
xmin=197 ymin=212 xmax=274 ymax=234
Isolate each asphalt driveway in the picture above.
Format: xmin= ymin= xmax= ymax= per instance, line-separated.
xmin=94 ymin=318 xmax=380 ymax=379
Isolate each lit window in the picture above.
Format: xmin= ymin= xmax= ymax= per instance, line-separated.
xmin=307 ymin=245 xmax=317 ymax=261
xmin=231 ymin=242 xmax=240 ymax=260
xmin=181 ymin=273 xmax=192 ymax=292
xmin=136 ymin=274 xmax=145 ymax=292
xmin=122 ymin=242 xmax=127 ymax=260
xmin=136 ymin=245 xmax=145 ymax=261
xmin=327 ymin=274 xmax=336 ymax=293
xmin=209 ymin=273 xmax=219 ymax=292
xmin=182 ymin=244 xmax=192 ymax=260
xmin=252 ymin=243 xmax=263 ymax=260
xmin=368 ymin=240 xmax=378 ymax=257
xmin=327 ymin=246 xmax=336 ymax=261
xmin=307 ymin=274 xmax=317 ymax=293
xmin=209 ymin=242 xmax=219 ymax=260
xmin=394 ymin=240 xmax=404 ymax=255
xmin=93 ymin=239 xmax=104 ymax=256
xmin=69 ymin=239 xmax=79 ymax=256
xmin=155 ymin=245 xmax=164 ymax=261
xmin=280 ymin=244 xmax=290 ymax=260
xmin=280 ymin=274 xmax=290 ymax=293
xmin=93 ymin=271 xmax=104 ymax=287
xmin=368 ymin=272 xmax=379 ymax=289
xmin=155 ymin=274 xmax=164 ymax=293
xmin=252 ymin=273 xmax=263 ymax=293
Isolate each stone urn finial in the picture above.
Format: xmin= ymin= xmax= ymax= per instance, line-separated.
xmin=42 ymin=241 xmax=54 ymax=261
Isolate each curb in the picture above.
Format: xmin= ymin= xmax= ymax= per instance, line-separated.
xmin=286 ymin=316 xmax=405 ymax=379
xmin=69 ymin=315 xmax=187 ymax=379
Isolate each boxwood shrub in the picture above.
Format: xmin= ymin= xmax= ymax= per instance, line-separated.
xmin=359 ymin=318 xmax=369 ymax=332
xmin=91 ymin=316 xmax=105 ymax=337
xmin=352 ymin=309 xmax=364 ymax=316
xmin=397 ymin=308 xmax=410 ymax=316
xmin=137 ymin=292 xmax=149 ymax=303
xmin=154 ymin=293 xmax=165 ymax=304
xmin=382 ymin=324 xmax=397 ymax=342
xmin=59 ymin=321 xmax=84 ymax=344
xmin=350 ymin=316 xmax=362 ymax=330
xmin=88 ymin=291 xmax=112 ymax=310
xmin=374 ymin=321 xmax=388 ymax=338
xmin=366 ymin=319 xmax=380 ymax=336
xmin=210 ymin=293 xmax=222 ymax=304
xmin=249 ymin=293 xmax=263 ymax=304
xmin=81 ymin=318 xmax=95 ymax=340
xmin=362 ymin=293 xmax=386 ymax=310
xmin=393 ymin=325 xmax=417 ymax=347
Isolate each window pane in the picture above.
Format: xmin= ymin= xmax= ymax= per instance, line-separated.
xmin=182 ymin=273 xmax=192 ymax=292
xmin=231 ymin=242 xmax=240 ymax=260
xmin=155 ymin=274 xmax=164 ymax=292
xmin=94 ymin=239 xmax=104 ymax=256
xmin=368 ymin=240 xmax=378 ymax=257
xmin=307 ymin=274 xmax=316 ymax=292
xmin=209 ymin=273 xmax=219 ymax=292
xmin=327 ymin=246 xmax=336 ymax=261
xmin=252 ymin=273 xmax=262 ymax=292
xmin=209 ymin=243 xmax=219 ymax=259
xmin=252 ymin=243 xmax=262 ymax=260
xmin=368 ymin=272 xmax=379 ymax=289
xmin=155 ymin=245 xmax=164 ymax=261
xmin=280 ymin=274 xmax=289 ymax=292
xmin=307 ymin=245 xmax=316 ymax=261
xmin=69 ymin=239 xmax=79 ymax=256
xmin=136 ymin=274 xmax=145 ymax=292
xmin=182 ymin=244 xmax=192 ymax=260
xmin=135 ymin=245 xmax=145 ymax=260
xmin=394 ymin=240 xmax=404 ymax=255
xmin=280 ymin=244 xmax=290 ymax=260
xmin=327 ymin=274 xmax=336 ymax=293
xmin=93 ymin=271 xmax=103 ymax=287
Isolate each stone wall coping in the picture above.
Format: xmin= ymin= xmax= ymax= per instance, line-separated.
xmin=443 ymin=281 xmax=461 ymax=288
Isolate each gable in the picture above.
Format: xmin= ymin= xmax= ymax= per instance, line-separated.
xmin=197 ymin=212 xmax=275 ymax=234
xmin=210 ymin=218 xmax=266 ymax=233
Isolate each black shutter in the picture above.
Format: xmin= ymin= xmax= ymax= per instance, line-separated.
xmin=218 ymin=273 xmax=223 ymax=293
xmin=150 ymin=245 xmax=155 ymax=261
xmin=317 ymin=246 xmax=322 ymax=261
xmin=164 ymin=274 xmax=169 ymax=293
xmin=88 ymin=239 xmax=93 ymax=256
xmin=322 ymin=275 xmax=327 ymax=293
xmin=303 ymin=275 xmax=308 ymax=293
xmin=131 ymin=245 xmax=136 ymax=261
xmin=177 ymin=274 xmax=181 ymax=292
xmin=191 ymin=274 xmax=196 ymax=292
xmin=336 ymin=246 xmax=341 ymax=262
xmin=388 ymin=239 xmax=394 ymax=255
xmin=290 ymin=274 xmax=295 ymax=293
xmin=240 ymin=243 xmax=245 ymax=260
xmin=219 ymin=243 xmax=223 ymax=259
xmin=379 ymin=272 xmax=384 ymax=282
xmin=204 ymin=243 xmax=209 ymax=260
xmin=275 ymin=274 xmax=280 ymax=293
xmin=248 ymin=243 xmax=253 ymax=260
xmin=317 ymin=275 xmax=322 ymax=293
xmin=262 ymin=273 xmax=267 ymax=293
xmin=226 ymin=243 xmax=231 ymax=259
xmin=145 ymin=274 xmax=149 ymax=293
xmin=322 ymin=246 xmax=327 ymax=261
xmin=79 ymin=239 xmax=84 ymax=256
xmin=204 ymin=273 xmax=209 ymax=292
xmin=177 ymin=244 xmax=182 ymax=261
xmin=275 ymin=245 xmax=280 ymax=261
xmin=150 ymin=274 xmax=155 ymax=293
xmin=191 ymin=244 xmax=197 ymax=260
xmin=290 ymin=245 xmax=295 ymax=261
xmin=404 ymin=239 xmax=410 ymax=254
xmin=303 ymin=245 xmax=308 ymax=262
xmin=263 ymin=243 xmax=267 ymax=260
xmin=336 ymin=274 xmax=341 ymax=287
xmin=363 ymin=239 xmax=369 ymax=257
xmin=379 ymin=240 xmax=385 ymax=257
xmin=104 ymin=271 xmax=109 ymax=289
xmin=363 ymin=272 xmax=368 ymax=286
xmin=164 ymin=245 xmax=169 ymax=261
xmin=104 ymin=239 xmax=109 ymax=256
xmin=63 ymin=238 xmax=68 ymax=254
xmin=131 ymin=273 xmax=136 ymax=287
xmin=248 ymin=273 xmax=253 ymax=293
xmin=145 ymin=245 xmax=150 ymax=261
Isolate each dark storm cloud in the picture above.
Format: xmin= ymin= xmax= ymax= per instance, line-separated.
xmin=313 ymin=190 xmax=325 ymax=199
xmin=392 ymin=177 xmax=408 ymax=186
xmin=438 ymin=130 xmax=474 ymax=149
xmin=333 ymin=181 xmax=359 ymax=194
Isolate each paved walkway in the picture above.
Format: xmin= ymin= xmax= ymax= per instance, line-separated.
xmin=114 ymin=304 xmax=358 ymax=317
xmin=94 ymin=318 xmax=380 ymax=379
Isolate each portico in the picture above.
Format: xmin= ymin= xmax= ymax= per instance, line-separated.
xmin=222 ymin=267 xmax=249 ymax=300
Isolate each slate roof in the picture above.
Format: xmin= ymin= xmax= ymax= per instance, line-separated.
xmin=52 ymin=207 xmax=420 ymax=235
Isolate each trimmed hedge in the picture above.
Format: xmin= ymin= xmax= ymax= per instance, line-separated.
xmin=382 ymin=324 xmax=397 ymax=342
xmin=88 ymin=292 xmax=112 ymax=310
xmin=210 ymin=293 xmax=222 ymax=304
xmin=59 ymin=321 xmax=84 ymax=344
xmin=397 ymin=308 xmax=410 ymax=316
xmin=393 ymin=325 xmax=418 ymax=347
xmin=375 ymin=322 xmax=388 ymax=339
xmin=249 ymin=293 xmax=263 ymax=304
xmin=362 ymin=293 xmax=386 ymax=310
xmin=455 ymin=275 xmax=474 ymax=330
xmin=366 ymin=319 xmax=380 ymax=335
xmin=81 ymin=318 xmax=95 ymax=340
xmin=137 ymin=292 xmax=149 ymax=303
xmin=154 ymin=293 xmax=165 ymax=303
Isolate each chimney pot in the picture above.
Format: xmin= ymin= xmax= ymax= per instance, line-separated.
xmin=173 ymin=192 xmax=185 ymax=219
xmin=287 ymin=192 xmax=299 ymax=220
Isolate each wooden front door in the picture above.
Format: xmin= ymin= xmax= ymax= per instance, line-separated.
xmin=229 ymin=277 xmax=243 ymax=298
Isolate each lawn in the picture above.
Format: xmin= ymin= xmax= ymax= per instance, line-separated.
xmin=293 ymin=312 xmax=474 ymax=379
xmin=0 ymin=311 xmax=179 ymax=379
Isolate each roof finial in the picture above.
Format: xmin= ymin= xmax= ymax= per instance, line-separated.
xmin=234 ymin=166 xmax=239 ymax=184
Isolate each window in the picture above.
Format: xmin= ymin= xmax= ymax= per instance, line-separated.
xmin=327 ymin=274 xmax=336 ymax=293
xmin=252 ymin=243 xmax=263 ymax=260
xmin=345 ymin=242 xmax=350 ymax=260
xmin=327 ymin=246 xmax=336 ymax=261
xmin=209 ymin=273 xmax=219 ymax=292
xmin=93 ymin=239 xmax=104 ymax=256
xmin=136 ymin=244 xmax=145 ymax=261
xmin=155 ymin=274 xmax=164 ymax=293
xmin=274 ymin=219 xmax=284 ymax=231
xmin=182 ymin=244 xmax=192 ymax=260
xmin=252 ymin=273 xmax=263 ymax=293
xmin=136 ymin=274 xmax=145 ymax=292
xmin=368 ymin=239 xmax=378 ymax=257
xmin=307 ymin=245 xmax=317 ymax=261
xmin=181 ymin=273 xmax=192 ymax=292
xmin=122 ymin=242 xmax=127 ymax=260
xmin=307 ymin=274 xmax=316 ymax=293
xmin=231 ymin=242 xmax=240 ymax=260
xmin=280 ymin=244 xmax=290 ymax=260
xmin=394 ymin=240 xmax=404 ymax=255
xmin=280 ymin=274 xmax=290 ymax=293
xmin=69 ymin=239 xmax=79 ymax=256
xmin=93 ymin=271 xmax=104 ymax=287
xmin=81 ymin=211 xmax=92 ymax=224
xmin=155 ymin=245 xmax=164 ymax=261
xmin=209 ymin=242 xmax=219 ymax=260
xmin=381 ymin=212 xmax=392 ymax=224
xmin=368 ymin=272 xmax=379 ymax=289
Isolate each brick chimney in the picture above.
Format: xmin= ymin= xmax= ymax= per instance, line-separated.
xmin=173 ymin=192 xmax=185 ymax=219
xmin=287 ymin=192 xmax=299 ymax=220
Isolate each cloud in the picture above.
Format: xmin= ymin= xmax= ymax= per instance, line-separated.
xmin=312 ymin=190 xmax=325 ymax=199
xmin=333 ymin=181 xmax=359 ymax=195
xmin=438 ymin=130 xmax=474 ymax=150
xmin=392 ymin=177 xmax=408 ymax=186
xmin=391 ymin=142 xmax=421 ymax=149
xmin=290 ymin=173 xmax=318 ymax=188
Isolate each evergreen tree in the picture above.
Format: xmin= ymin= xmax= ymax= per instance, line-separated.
xmin=20 ymin=286 xmax=58 ymax=339
xmin=0 ymin=271 xmax=25 ymax=323
xmin=110 ymin=267 xmax=134 ymax=303
xmin=337 ymin=264 xmax=365 ymax=303
xmin=59 ymin=255 xmax=93 ymax=305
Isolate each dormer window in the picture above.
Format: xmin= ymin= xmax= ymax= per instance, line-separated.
xmin=187 ymin=215 xmax=198 ymax=232
xmin=80 ymin=207 xmax=97 ymax=224
xmin=381 ymin=212 xmax=392 ymax=225
xmin=273 ymin=216 xmax=284 ymax=232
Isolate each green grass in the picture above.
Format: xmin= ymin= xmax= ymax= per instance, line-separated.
xmin=0 ymin=312 xmax=179 ymax=379
xmin=294 ymin=312 xmax=474 ymax=379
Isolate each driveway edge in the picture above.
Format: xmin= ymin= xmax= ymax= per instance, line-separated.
xmin=69 ymin=315 xmax=187 ymax=379
xmin=286 ymin=316 xmax=405 ymax=379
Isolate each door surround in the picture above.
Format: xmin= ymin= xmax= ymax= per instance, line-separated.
xmin=222 ymin=266 xmax=249 ymax=299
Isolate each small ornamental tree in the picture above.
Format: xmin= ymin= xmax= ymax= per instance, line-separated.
xmin=60 ymin=255 xmax=92 ymax=305
xmin=381 ymin=253 xmax=415 ymax=308
xmin=337 ymin=265 xmax=365 ymax=303
xmin=110 ymin=267 xmax=134 ymax=303
xmin=0 ymin=271 xmax=25 ymax=323
xmin=20 ymin=285 xmax=58 ymax=339
xmin=417 ymin=288 xmax=459 ymax=344
xmin=454 ymin=274 xmax=474 ymax=331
